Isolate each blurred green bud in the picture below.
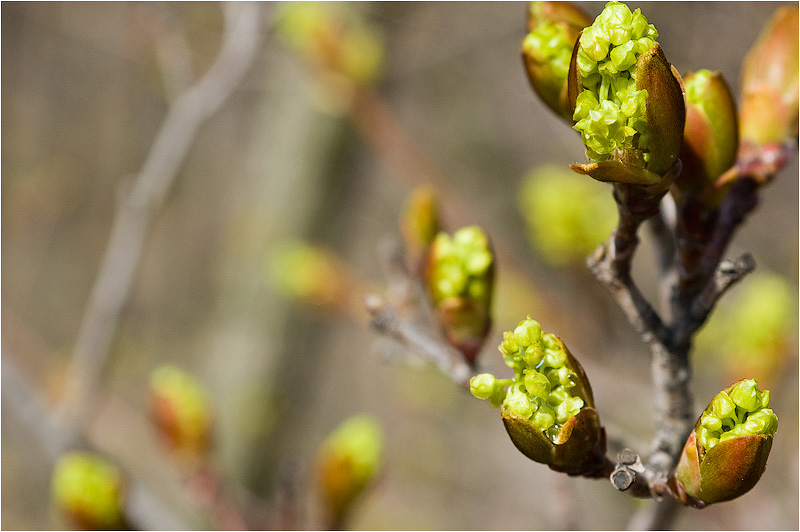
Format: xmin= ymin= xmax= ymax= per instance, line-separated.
xmin=315 ymin=415 xmax=383 ymax=521
xmin=568 ymin=1 xmax=684 ymax=186
xmin=676 ymin=70 xmax=739 ymax=206
xmin=695 ymin=272 xmax=795 ymax=384
xmin=267 ymin=240 xmax=349 ymax=308
xmin=400 ymin=185 xmax=441 ymax=264
xmin=518 ymin=165 xmax=617 ymax=265
xmin=275 ymin=3 xmax=384 ymax=86
xmin=673 ymin=379 xmax=777 ymax=506
xmin=52 ymin=452 xmax=125 ymax=530
xmin=472 ymin=316 xmax=602 ymax=473
xmin=150 ymin=364 xmax=213 ymax=459
xmin=426 ymin=226 xmax=494 ymax=364
xmin=739 ymin=7 xmax=799 ymax=146
xmin=522 ymin=1 xmax=592 ymax=120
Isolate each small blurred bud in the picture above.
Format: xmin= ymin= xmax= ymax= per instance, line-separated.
xmin=568 ymin=1 xmax=684 ymax=186
xmin=673 ymin=379 xmax=777 ymax=506
xmin=425 ymin=226 xmax=494 ymax=364
xmin=315 ymin=415 xmax=383 ymax=524
xmin=51 ymin=452 xmax=125 ymax=530
xmin=739 ymin=7 xmax=799 ymax=146
xmin=400 ymin=185 xmax=441 ymax=264
xmin=676 ymin=70 xmax=739 ymax=206
xmin=275 ymin=2 xmax=384 ymax=86
xmin=472 ymin=316 xmax=603 ymax=474
xmin=518 ymin=165 xmax=617 ymax=265
xmin=522 ymin=1 xmax=592 ymax=120
xmin=267 ymin=240 xmax=349 ymax=309
xmin=695 ymin=272 xmax=795 ymax=384
xmin=149 ymin=364 xmax=213 ymax=459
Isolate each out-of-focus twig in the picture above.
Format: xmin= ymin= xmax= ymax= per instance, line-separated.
xmin=2 ymin=350 xmax=196 ymax=530
xmin=53 ymin=2 xmax=264 ymax=445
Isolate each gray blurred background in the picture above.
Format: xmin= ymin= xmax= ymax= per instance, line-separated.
xmin=2 ymin=2 xmax=797 ymax=530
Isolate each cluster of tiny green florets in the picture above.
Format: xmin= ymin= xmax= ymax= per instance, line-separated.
xmin=470 ymin=317 xmax=584 ymax=441
xmin=573 ymin=1 xmax=658 ymax=163
xmin=429 ymin=226 xmax=493 ymax=306
xmin=698 ymin=379 xmax=778 ymax=452
xmin=523 ymin=20 xmax=573 ymax=83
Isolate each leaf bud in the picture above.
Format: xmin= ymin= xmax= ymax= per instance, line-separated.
xmin=314 ymin=415 xmax=383 ymax=523
xmin=522 ymin=2 xmax=593 ymax=120
xmin=568 ymin=1 xmax=685 ymax=186
xmin=675 ymin=70 xmax=739 ymax=206
xmin=673 ymin=379 xmax=777 ymax=506
xmin=149 ymin=364 xmax=213 ymax=460
xmin=425 ymin=226 xmax=494 ymax=365
xmin=471 ymin=316 xmax=603 ymax=473
xmin=739 ymin=7 xmax=799 ymax=146
xmin=51 ymin=452 xmax=126 ymax=530
xmin=267 ymin=240 xmax=350 ymax=309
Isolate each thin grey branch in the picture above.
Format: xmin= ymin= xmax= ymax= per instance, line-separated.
xmin=365 ymin=295 xmax=474 ymax=388
xmin=54 ymin=3 xmax=264 ymax=438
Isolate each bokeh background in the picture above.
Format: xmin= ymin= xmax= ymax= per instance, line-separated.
xmin=2 ymin=2 xmax=797 ymax=530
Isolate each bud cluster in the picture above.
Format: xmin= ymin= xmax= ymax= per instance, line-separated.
xmin=572 ymin=1 xmax=658 ymax=164
xmin=472 ymin=317 xmax=587 ymax=440
xmin=697 ymin=379 xmax=777 ymax=451
xmin=428 ymin=226 xmax=493 ymax=308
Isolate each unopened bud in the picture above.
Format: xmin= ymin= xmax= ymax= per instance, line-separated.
xmin=739 ymin=7 xmax=799 ymax=145
xmin=51 ymin=452 xmax=126 ymax=530
xmin=149 ymin=364 xmax=213 ymax=459
xmin=314 ymin=415 xmax=383 ymax=522
xmin=676 ymin=70 xmax=739 ymax=206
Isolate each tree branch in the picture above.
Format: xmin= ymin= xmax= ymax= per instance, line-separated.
xmin=53 ymin=2 xmax=264 ymax=440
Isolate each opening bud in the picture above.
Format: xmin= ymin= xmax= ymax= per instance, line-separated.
xmin=673 ymin=379 xmax=777 ymax=506
xmin=400 ymin=185 xmax=441 ymax=266
xmin=425 ymin=226 xmax=495 ymax=365
xmin=522 ymin=2 xmax=593 ymax=120
xmin=471 ymin=316 xmax=603 ymax=473
xmin=568 ymin=1 xmax=685 ymax=186
xmin=51 ymin=452 xmax=126 ymax=530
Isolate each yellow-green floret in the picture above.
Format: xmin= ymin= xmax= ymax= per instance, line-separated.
xmin=428 ymin=226 xmax=493 ymax=307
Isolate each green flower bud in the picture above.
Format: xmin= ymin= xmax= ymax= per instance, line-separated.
xmin=51 ymin=452 xmax=125 ymax=530
xmin=267 ymin=240 xmax=350 ymax=308
xmin=149 ymin=364 xmax=213 ymax=459
xmin=471 ymin=316 xmax=602 ymax=473
xmin=518 ymin=165 xmax=617 ymax=265
xmin=315 ymin=415 xmax=384 ymax=522
xmin=470 ymin=373 xmax=498 ymax=400
xmin=675 ymin=70 xmax=739 ymax=207
xmin=739 ymin=7 xmax=799 ymax=146
xmin=673 ymin=379 xmax=777 ymax=506
xmin=426 ymin=226 xmax=494 ymax=364
xmin=695 ymin=272 xmax=795 ymax=383
xmin=568 ymin=1 xmax=684 ymax=185
xmin=522 ymin=2 xmax=593 ymax=120
xmin=275 ymin=3 xmax=384 ymax=87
